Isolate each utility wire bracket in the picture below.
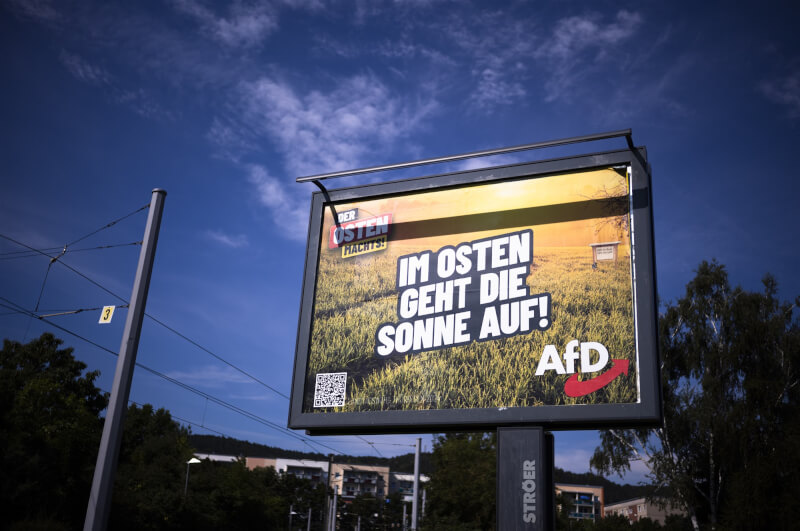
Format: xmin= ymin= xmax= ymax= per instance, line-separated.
xmin=311 ymin=179 xmax=343 ymax=230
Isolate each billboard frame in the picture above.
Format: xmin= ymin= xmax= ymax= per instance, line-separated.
xmin=288 ymin=146 xmax=661 ymax=435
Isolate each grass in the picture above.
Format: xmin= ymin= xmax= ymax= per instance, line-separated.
xmin=304 ymin=245 xmax=637 ymax=412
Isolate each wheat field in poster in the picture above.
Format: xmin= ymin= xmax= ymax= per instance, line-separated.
xmin=302 ymin=167 xmax=639 ymax=414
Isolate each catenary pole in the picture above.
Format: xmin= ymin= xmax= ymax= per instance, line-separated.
xmin=330 ymin=485 xmax=338 ymax=531
xmin=411 ymin=438 xmax=421 ymax=530
xmin=83 ymin=189 xmax=167 ymax=530
xmin=324 ymin=454 xmax=334 ymax=531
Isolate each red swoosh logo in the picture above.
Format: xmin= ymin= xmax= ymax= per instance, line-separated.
xmin=564 ymin=359 xmax=629 ymax=397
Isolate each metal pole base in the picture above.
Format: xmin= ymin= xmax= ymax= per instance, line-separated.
xmin=497 ymin=427 xmax=554 ymax=531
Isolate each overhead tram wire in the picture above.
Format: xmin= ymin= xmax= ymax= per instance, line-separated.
xmin=5 ymin=202 xmax=147 ymax=319
xmin=100 ymin=388 xmax=231 ymax=439
xmin=65 ymin=203 xmax=149 ymax=248
xmin=322 ymin=439 xmax=417 ymax=448
xmin=0 ymin=232 xmax=289 ymax=400
xmin=0 ymin=296 xmax=344 ymax=457
xmin=155 ymin=411 xmax=230 ymax=439
xmin=0 ymin=241 xmax=143 ymax=260
xmin=0 ymin=305 xmax=130 ymax=318
xmin=0 ymin=297 xmax=411 ymax=454
xmin=356 ymin=435 xmax=385 ymax=457
xmin=0 ymin=286 xmax=412 ymax=453
xmin=1 ymin=234 xmax=394 ymax=454
xmin=0 ymin=245 xmax=64 ymax=258
xmin=144 ymin=314 xmax=290 ymax=400
xmin=0 ymin=297 xmax=343 ymax=456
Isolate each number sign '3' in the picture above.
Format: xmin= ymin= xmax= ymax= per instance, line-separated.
xmin=98 ymin=305 xmax=115 ymax=324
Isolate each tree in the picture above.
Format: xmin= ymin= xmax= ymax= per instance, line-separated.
xmin=381 ymin=491 xmax=405 ymax=529
xmin=0 ymin=333 xmax=107 ymax=529
xmin=555 ymin=490 xmax=575 ymax=531
xmin=591 ymin=261 xmax=800 ymax=530
xmin=340 ymin=493 xmax=381 ymax=530
xmin=110 ymin=404 xmax=194 ymax=530
xmin=0 ymin=334 xmax=334 ymax=529
xmin=423 ymin=432 xmax=496 ymax=530
xmin=278 ymin=472 xmax=328 ymax=530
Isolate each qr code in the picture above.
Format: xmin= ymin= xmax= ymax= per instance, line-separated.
xmin=314 ymin=372 xmax=347 ymax=408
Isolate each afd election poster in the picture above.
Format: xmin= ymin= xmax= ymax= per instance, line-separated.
xmin=301 ymin=166 xmax=640 ymax=415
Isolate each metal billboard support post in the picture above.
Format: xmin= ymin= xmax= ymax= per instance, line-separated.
xmin=497 ymin=427 xmax=554 ymax=531
xmin=411 ymin=437 xmax=421 ymax=530
xmin=83 ymin=189 xmax=167 ymax=531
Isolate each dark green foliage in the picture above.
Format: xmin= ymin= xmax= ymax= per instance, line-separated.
xmin=592 ymin=514 xmax=634 ymax=531
xmin=555 ymin=491 xmax=576 ymax=531
xmin=592 ymin=261 xmax=800 ymax=530
xmin=557 ymin=514 xmax=692 ymax=531
xmin=110 ymin=404 xmax=194 ymax=530
xmin=111 ymin=408 xmax=329 ymax=530
xmin=0 ymin=334 xmax=331 ymax=530
xmin=0 ymin=333 xmax=107 ymax=529
xmin=179 ymin=461 xmax=284 ymax=530
xmin=422 ymin=431 xmax=661 ymax=530
xmin=662 ymin=514 xmax=694 ymax=531
xmin=423 ymin=433 xmax=496 ymax=530
xmin=339 ymin=493 xmax=380 ymax=529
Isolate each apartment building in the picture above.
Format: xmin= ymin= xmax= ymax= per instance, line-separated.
xmin=245 ymin=456 xmax=431 ymax=503
xmin=555 ymin=483 xmax=604 ymax=521
xmin=245 ymin=457 xmax=329 ymax=485
xmin=605 ymin=497 xmax=685 ymax=525
xmin=330 ymin=463 xmax=390 ymax=499
xmin=388 ymin=472 xmax=429 ymax=503
xmin=194 ymin=453 xmax=240 ymax=464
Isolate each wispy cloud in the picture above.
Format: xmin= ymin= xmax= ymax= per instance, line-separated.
xmin=205 ymin=229 xmax=249 ymax=248
xmin=206 ymin=118 xmax=258 ymax=162
xmin=170 ymin=0 xmax=278 ymax=48
xmin=246 ymin=163 xmax=309 ymax=241
xmin=228 ymin=393 xmax=275 ymax=401
xmin=451 ymin=153 xmax=525 ymax=172
xmin=238 ymin=74 xmax=437 ymax=176
xmin=171 ymin=0 xmax=325 ymax=49
xmin=59 ymin=50 xmax=175 ymax=121
xmin=439 ymin=10 xmax=534 ymax=112
xmin=597 ymin=52 xmax=694 ymax=123
xmin=470 ymin=68 xmax=527 ymax=111
xmin=535 ymin=10 xmax=643 ymax=102
xmin=59 ymin=50 xmax=111 ymax=85
xmin=536 ymin=10 xmax=641 ymax=62
xmin=206 ymin=74 xmax=438 ymax=239
xmin=313 ymin=9 xmax=528 ymax=113
xmin=759 ymin=67 xmax=800 ymax=118
xmin=313 ymin=34 xmax=362 ymax=58
xmin=165 ymin=364 xmax=255 ymax=388
xmin=4 ymin=0 xmax=62 ymax=24
xmin=115 ymin=88 xmax=176 ymax=121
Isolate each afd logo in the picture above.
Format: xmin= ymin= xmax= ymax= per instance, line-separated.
xmin=533 ymin=340 xmax=629 ymax=397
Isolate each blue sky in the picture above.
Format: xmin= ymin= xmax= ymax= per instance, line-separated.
xmin=1 ymin=0 xmax=798 ymax=484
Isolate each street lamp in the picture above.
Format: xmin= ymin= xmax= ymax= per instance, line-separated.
xmin=184 ymin=457 xmax=201 ymax=498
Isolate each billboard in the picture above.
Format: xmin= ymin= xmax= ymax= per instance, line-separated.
xmin=289 ymin=148 xmax=660 ymax=434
